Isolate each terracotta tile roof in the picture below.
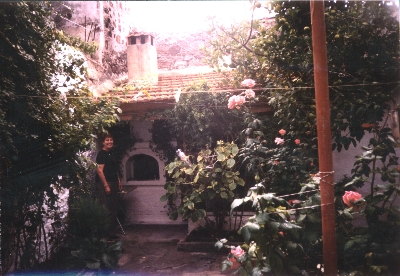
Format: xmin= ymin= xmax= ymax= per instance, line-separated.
xmin=117 ymin=71 xmax=235 ymax=103
xmin=117 ymin=69 xmax=273 ymax=119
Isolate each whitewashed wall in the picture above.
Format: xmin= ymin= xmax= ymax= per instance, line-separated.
xmin=119 ymin=119 xmax=399 ymax=225
xmin=121 ymin=120 xmax=185 ymax=225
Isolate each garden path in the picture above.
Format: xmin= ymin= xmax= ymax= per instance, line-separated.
xmin=115 ymin=224 xmax=230 ymax=276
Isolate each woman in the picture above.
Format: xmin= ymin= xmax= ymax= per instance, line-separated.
xmin=96 ymin=133 xmax=121 ymax=237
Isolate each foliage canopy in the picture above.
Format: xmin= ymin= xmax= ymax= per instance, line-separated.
xmin=0 ymin=2 xmax=127 ymax=272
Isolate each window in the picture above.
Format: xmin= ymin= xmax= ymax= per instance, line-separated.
xmin=140 ymin=35 xmax=146 ymax=44
xmin=130 ymin=36 xmax=136 ymax=45
xmin=126 ymin=154 xmax=159 ymax=181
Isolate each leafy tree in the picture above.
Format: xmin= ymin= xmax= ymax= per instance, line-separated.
xmin=203 ymin=1 xmax=400 ymax=274
xmin=0 ymin=2 xmax=124 ymax=272
xmin=204 ymin=0 xmax=399 ymax=151
xmin=150 ymin=80 xmax=248 ymax=155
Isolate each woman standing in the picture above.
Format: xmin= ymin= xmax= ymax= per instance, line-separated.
xmin=96 ymin=133 xmax=121 ymax=237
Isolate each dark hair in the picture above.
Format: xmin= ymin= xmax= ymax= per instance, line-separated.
xmin=101 ymin=133 xmax=113 ymax=142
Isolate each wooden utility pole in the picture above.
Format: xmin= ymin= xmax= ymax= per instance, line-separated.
xmin=310 ymin=1 xmax=338 ymax=275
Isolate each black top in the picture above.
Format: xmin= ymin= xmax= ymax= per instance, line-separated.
xmin=96 ymin=149 xmax=120 ymax=182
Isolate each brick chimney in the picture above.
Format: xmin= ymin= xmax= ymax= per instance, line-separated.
xmin=126 ymin=33 xmax=158 ymax=85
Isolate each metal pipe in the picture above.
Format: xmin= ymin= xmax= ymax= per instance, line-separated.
xmin=310 ymin=1 xmax=338 ymax=275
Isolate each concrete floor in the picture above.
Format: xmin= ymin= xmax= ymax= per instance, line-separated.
xmin=114 ymin=224 xmax=230 ymax=276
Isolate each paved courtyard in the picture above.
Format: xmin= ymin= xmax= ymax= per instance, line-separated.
xmin=115 ymin=224 xmax=230 ymax=276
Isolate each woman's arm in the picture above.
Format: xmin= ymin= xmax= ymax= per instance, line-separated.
xmin=118 ymin=175 xmax=122 ymax=191
xmin=97 ymin=164 xmax=111 ymax=195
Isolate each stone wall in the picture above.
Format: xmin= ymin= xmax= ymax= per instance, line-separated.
xmin=59 ymin=1 xmax=131 ymax=73
xmin=103 ymin=1 xmax=131 ymax=53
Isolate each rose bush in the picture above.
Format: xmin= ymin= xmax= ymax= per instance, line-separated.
xmin=342 ymin=191 xmax=362 ymax=209
xmin=228 ymin=95 xmax=246 ymax=109
xmin=241 ymin=79 xmax=256 ymax=88
xmin=244 ymin=89 xmax=255 ymax=99
xmin=227 ymin=246 xmax=245 ymax=269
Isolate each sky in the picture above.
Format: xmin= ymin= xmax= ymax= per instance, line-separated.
xmin=127 ymin=1 xmax=274 ymax=34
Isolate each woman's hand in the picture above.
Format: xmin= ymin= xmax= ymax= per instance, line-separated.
xmin=104 ymin=184 xmax=111 ymax=195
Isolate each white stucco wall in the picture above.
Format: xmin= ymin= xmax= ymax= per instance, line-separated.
xmin=120 ymin=120 xmax=184 ymax=225
xmin=127 ymin=43 xmax=158 ymax=84
xmin=120 ymin=119 xmax=399 ymax=225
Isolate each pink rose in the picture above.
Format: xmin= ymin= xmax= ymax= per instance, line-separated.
xmin=235 ymin=95 xmax=245 ymax=106
xmin=228 ymin=95 xmax=246 ymax=109
xmin=228 ymin=246 xmax=244 ymax=269
xmin=279 ymin=129 xmax=286 ymax=136
xmin=244 ymin=89 xmax=255 ymax=99
xmin=241 ymin=79 xmax=256 ymax=88
xmin=342 ymin=191 xmax=362 ymax=209
xmin=228 ymin=96 xmax=236 ymax=109
xmin=295 ymin=139 xmax=300 ymax=145
xmin=231 ymin=246 xmax=245 ymax=256
xmin=274 ymin=160 xmax=279 ymax=165
xmin=275 ymin=137 xmax=285 ymax=145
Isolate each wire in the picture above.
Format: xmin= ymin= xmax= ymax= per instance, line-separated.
xmin=11 ymin=80 xmax=400 ymax=100
xmin=277 ymin=188 xmax=321 ymax=198
xmin=52 ymin=9 xmax=96 ymax=31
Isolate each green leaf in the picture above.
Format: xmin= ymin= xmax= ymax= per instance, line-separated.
xmin=167 ymin=162 xmax=176 ymax=174
xmin=71 ymin=250 xmax=84 ymax=258
xmin=169 ymin=211 xmax=178 ymax=221
xmin=288 ymin=264 xmax=301 ymax=274
xmin=229 ymin=182 xmax=237 ymax=190
xmin=297 ymin=213 xmax=307 ymax=222
xmin=305 ymin=230 xmax=320 ymax=243
xmin=86 ymin=259 xmax=101 ymax=269
xmin=239 ymin=225 xmax=251 ymax=243
xmin=344 ymin=240 xmax=355 ymax=251
xmin=225 ymin=171 xmax=234 ymax=178
xmin=231 ymin=144 xmax=239 ymax=155
xmin=102 ymin=253 xmax=116 ymax=268
xmin=307 ymin=212 xmax=321 ymax=223
xmin=236 ymin=178 xmax=245 ymax=186
xmin=256 ymin=212 xmax=269 ymax=224
xmin=106 ymin=240 xmax=123 ymax=251
xmin=222 ymin=259 xmax=232 ymax=271
xmin=220 ymin=191 xmax=228 ymax=199
xmin=227 ymin=158 xmax=235 ymax=168
xmin=217 ymin=153 xmax=226 ymax=162
xmin=167 ymin=185 xmax=176 ymax=193
xmin=196 ymin=209 xmax=206 ymax=218
xmin=160 ymin=194 xmax=169 ymax=202
xmin=194 ymin=172 xmax=199 ymax=183
xmin=280 ymin=222 xmax=301 ymax=230
xmin=185 ymin=168 xmax=193 ymax=175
